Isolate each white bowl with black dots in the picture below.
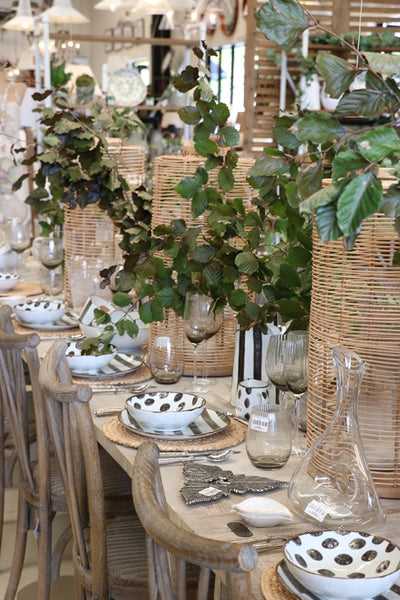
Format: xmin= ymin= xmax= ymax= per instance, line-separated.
xmin=15 ymin=299 xmax=67 ymax=326
xmin=0 ymin=272 xmax=19 ymax=292
xmin=283 ymin=530 xmax=400 ymax=600
xmin=126 ymin=392 xmax=206 ymax=431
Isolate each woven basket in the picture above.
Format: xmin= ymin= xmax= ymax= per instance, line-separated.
xmin=308 ymin=214 xmax=400 ymax=498
xmin=150 ymin=154 xmax=256 ymax=377
xmin=63 ymin=204 xmax=119 ymax=306
xmin=107 ymin=141 xmax=146 ymax=191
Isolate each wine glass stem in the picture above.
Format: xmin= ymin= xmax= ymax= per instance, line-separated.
xmin=192 ymin=342 xmax=200 ymax=390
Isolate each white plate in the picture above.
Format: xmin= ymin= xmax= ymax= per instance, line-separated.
xmin=275 ymin=560 xmax=400 ymax=600
xmin=15 ymin=312 xmax=79 ymax=331
xmin=71 ymin=353 xmax=143 ymax=380
xmin=118 ymin=407 xmax=230 ymax=440
xmin=107 ymin=68 xmax=147 ymax=107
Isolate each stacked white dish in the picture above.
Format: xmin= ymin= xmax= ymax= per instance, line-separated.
xmin=232 ymin=498 xmax=292 ymax=527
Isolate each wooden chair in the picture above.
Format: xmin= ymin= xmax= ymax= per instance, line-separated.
xmin=0 ymin=305 xmax=71 ymax=600
xmin=0 ymin=305 xmax=136 ymax=599
xmin=132 ymin=441 xmax=259 ymax=600
xmin=39 ymin=338 xmax=148 ymax=599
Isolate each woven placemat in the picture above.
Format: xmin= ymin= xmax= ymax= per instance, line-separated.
xmin=75 ymin=362 xmax=152 ymax=386
xmin=0 ymin=280 xmax=42 ymax=298
xmin=13 ymin=321 xmax=80 ymax=338
xmin=261 ymin=562 xmax=295 ymax=600
xmin=102 ymin=416 xmax=246 ymax=451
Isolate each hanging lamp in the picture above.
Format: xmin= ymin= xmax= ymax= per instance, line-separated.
xmin=94 ymin=0 xmax=136 ymax=10
xmin=3 ymin=0 xmax=36 ymax=31
xmin=42 ymin=0 xmax=89 ymax=24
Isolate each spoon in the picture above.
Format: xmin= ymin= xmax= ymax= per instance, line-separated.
xmin=158 ymin=449 xmax=236 ymax=464
xmin=91 ymin=382 xmax=154 ymax=400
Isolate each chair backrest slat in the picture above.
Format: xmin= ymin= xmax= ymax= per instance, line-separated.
xmin=39 ymin=338 xmax=108 ymax=598
xmin=0 ymin=306 xmax=41 ymax=493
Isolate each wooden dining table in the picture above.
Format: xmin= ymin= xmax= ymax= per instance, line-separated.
xmin=87 ymin=373 xmax=400 ymax=600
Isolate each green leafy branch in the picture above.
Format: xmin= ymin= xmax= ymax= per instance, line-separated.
xmin=101 ymin=41 xmax=312 ymax=331
xmin=254 ymin=0 xmax=400 ymax=248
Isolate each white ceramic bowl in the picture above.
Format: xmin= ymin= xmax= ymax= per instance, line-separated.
xmin=232 ymin=498 xmax=292 ymax=527
xmin=15 ymin=299 xmax=67 ymax=325
xmin=65 ymin=341 xmax=117 ymax=373
xmin=79 ymin=320 xmax=148 ymax=352
xmin=126 ymin=392 xmax=206 ymax=431
xmin=0 ymin=272 xmax=19 ymax=292
xmin=283 ymin=530 xmax=400 ymax=600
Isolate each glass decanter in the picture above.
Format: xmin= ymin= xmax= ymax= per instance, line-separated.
xmin=287 ymin=346 xmax=385 ymax=528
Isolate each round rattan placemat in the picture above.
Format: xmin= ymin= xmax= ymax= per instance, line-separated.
xmin=261 ymin=562 xmax=296 ymax=600
xmin=102 ymin=416 xmax=247 ymax=451
xmin=0 ymin=280 xmax=42 ymax=299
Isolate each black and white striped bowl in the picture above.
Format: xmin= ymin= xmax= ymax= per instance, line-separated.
xmin=283 ymin=530 xmax=400 ymax=600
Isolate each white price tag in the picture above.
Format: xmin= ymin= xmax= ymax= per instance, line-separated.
xmin=198 ymin=486 xmax=221 ymax=497
xmin=251 ymin=415 xmax=269 ymax=432
xmin=304 ymin=500 xmax=329 ymax=522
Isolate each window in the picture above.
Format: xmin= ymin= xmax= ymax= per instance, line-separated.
xmin=209 ymin=42 xmax=245 ymax=124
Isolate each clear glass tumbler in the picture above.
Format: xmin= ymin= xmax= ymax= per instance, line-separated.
xmin=246 ymin=403 xmax=292 ymax=469
xmin=149 ymin=335 xmax=184 ymax=384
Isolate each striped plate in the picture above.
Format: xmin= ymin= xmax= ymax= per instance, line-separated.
xmin=15 ymin=311 xmax=79 ymax=331
xmin=118 ymin=407 xmax=230 ymax=440
xmin=71 ymin=354 xmax=143 ymax=380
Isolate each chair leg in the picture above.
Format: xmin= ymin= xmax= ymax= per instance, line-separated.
xmin=36 ymin=504 xmax=52 ymax=600
xmin=0 ymin=429 xmax=5 ymax=553
xmin=50 ymin=524 xmax=73 ymax=579
xmin=5 ymin=490 xmax=29 ymax=600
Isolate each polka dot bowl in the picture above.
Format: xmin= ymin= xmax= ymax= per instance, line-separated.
xmin=126 ymin=392 xmax=206 ymax=431
xmin=0 ymin=272 xmax=19 ymax=293
xmin=283 ymin=530 xmax=400 ymax=600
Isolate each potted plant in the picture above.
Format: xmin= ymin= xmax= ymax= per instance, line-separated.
xmin=254 ymin=0 xmax=400 ymax=497
xmin=75 ymin=73 xmax=96 ymax=105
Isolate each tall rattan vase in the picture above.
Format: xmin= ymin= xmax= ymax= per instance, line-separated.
xmin=150 ymin=154 xmax=256 ymax=377
xmin=308 ymin=214 xmax=400 ymax=498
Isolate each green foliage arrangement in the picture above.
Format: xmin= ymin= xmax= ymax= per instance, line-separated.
xmin=13 ymin=90 xmax=146 ymax=235
xmin=101 ymin=41 xmax=312 ymax=331
xmin=255 ymin=0 xmax=400 ymax=249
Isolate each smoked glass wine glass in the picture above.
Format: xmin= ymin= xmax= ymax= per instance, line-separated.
xmin=38 ymin=235 xmax=64 ymax=296
xmin=8 ymin=218 xmax=31 ymax=277
xmin=183 ymin=292 xmax=222 ymax=393
xmin=284 ymin=331 xmax=309 ymax=455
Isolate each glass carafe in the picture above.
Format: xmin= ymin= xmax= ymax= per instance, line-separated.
xmin=287 ymin=346 xmax=385 ymax=528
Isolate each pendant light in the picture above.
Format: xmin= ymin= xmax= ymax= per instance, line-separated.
xmin=129 ymin=0 xmax=174 ymax=16
xmin=94 ymin=0 xmax=136 ymax=10
xmin=42 ymin=0 xmax=89 ymax=24
xmin=3 ymin=0 xmax=36 ymax=31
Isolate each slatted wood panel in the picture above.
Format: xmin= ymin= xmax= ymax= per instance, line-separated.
xmin=243 ymin=0 xmax=400 ymax=155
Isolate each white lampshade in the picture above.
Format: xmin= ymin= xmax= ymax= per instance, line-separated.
xmin=94 ymin=0 xmax=137 ymax=10
xmin=42 ymin=0 xmax=89 ymax=24
xmin=3 ymin=0 xmax=35 ymax=31
xmin=129 ymin=0 xmax=174 ymax=15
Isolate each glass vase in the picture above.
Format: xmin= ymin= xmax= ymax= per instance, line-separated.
xmin=287 ymin=346 xmax=385 ymax=528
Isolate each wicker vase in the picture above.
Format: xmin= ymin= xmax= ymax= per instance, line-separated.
xmin=307 ymin=214 xmax=400 ymax=498
xmin=150 ymin=154 xmax=256 ymax=377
